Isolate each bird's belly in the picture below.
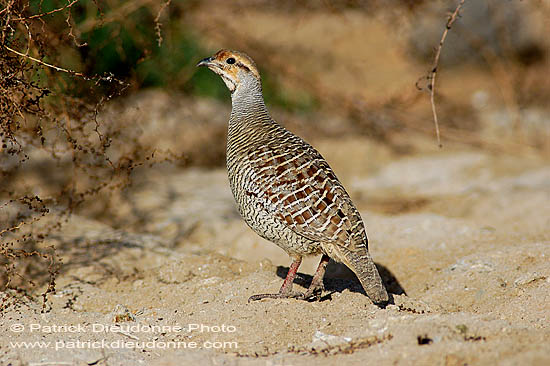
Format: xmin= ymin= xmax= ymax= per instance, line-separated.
xmin=241 ymin=195 xmax=321 ymax=255
xmin=228 ymin=166 xmax=321 ymax=256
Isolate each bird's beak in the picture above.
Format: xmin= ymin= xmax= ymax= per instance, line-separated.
xmin=197 ymin=57 xmax=213 ymax=68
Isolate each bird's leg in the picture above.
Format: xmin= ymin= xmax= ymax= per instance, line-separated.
xmin=248 ymin=257 xmax=304 ymax=302
xmin=278 ymin=256 xmax=302 ymax=295
xmin=302 ymin=255 xmax=330 ymax=300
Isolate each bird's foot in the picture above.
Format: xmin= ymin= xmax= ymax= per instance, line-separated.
xmin=248 ymin=284 xmax=326 ymax=303
xmin=248 ymin=291 xmax=305 ymax=303
xmin=302 ymin=283 xmax=325 ymax=301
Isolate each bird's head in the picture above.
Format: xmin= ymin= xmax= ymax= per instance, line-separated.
xmin=196 ymin=49 xmax=260 ymax=93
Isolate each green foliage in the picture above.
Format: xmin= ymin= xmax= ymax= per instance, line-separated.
xmin=78 ymin=4 xmax=172 ymax=82
xmin=188 ymin=68 xmax=230 ymax=100
xmin=28 ymin=0 xmax=316 ymax=109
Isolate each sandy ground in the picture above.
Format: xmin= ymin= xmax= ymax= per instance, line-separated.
xmin=2 ymin=119 xmax=549 ymax=365
xmin=1 ymin=2 xmax=549 ymax=365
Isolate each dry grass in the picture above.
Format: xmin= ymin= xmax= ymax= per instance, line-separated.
xmin=0 ymin=0 xmax=176 ymax=307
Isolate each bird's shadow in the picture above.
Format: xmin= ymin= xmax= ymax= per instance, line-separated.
xmin=276 ymin=261 xmax=405 ymax=304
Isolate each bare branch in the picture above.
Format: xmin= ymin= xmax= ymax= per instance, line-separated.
xmin=11 ymin=0 xmax=80 ymax=21
xmin=427 ymin=0 xmax=466 ymax=148
xmin=155 ymin=0 xmax=172 ymax=47
xmin=4 ymin=44 xmax=86 ymax=77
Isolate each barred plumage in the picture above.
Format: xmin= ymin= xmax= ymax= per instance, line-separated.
xmin=197 ymin=50 xmax=388 ymax=304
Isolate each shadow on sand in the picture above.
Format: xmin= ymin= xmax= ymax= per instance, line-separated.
xmin=275 ymin=260 xmax=405 ymax=304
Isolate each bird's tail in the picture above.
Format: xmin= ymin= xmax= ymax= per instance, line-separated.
xmin=341 ymin=246 xmax=389 ymax=304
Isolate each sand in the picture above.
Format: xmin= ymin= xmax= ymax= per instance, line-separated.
xmin=2 ymin=126 xmax=549 ymax=365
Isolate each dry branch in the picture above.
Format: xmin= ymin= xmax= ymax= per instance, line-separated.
xmin=425 ymin=0 xmax=466 ymax=148
xmin=4 ymin=44 xmax=86 ymax=77
xmin=154 ymin=0 xmax=172 ymax=47
xmin=11 ymin=0 xmax=80 ymax=21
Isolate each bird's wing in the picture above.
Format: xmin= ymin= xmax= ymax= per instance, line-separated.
xmin=247 ymin=137 xmax=367 ymax=251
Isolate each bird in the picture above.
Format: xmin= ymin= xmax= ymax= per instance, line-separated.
xmin=197 ymin=50 xmax=388 ymax=305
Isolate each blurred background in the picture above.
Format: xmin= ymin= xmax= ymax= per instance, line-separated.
xmin=1 ymin=0 xmax=549 ymax=294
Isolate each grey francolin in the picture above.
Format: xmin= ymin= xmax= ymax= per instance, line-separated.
xmin=197 ymin=50 xmax=388 ymax=305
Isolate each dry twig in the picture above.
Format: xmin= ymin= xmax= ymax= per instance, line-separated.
xmin=154 ymin=0 xmax=172 ymax=47
xmin=4 ymin=44 xmax=86 ymax=77
xmin=422 ymin=0 xmax=466 ymax=148
xmin=11 ymin=0 xmax=80 ymax=21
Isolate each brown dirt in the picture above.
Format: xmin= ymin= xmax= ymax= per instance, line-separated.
xmin=2 ymin=116 xmax=549 ymax=364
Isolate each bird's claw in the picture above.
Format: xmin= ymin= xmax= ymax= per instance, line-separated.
xmin=248 ymin=285 xmax=324 ymax=303
xmin=248 ymin=291 xmax=305 ymax=303
xmin=302 ymin=285 xmax=324 ymax=301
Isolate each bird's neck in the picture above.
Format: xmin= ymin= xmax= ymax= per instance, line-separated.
xmin=227 ymin=76 xmax=276 ymax=163
xmin=229 ymin=76 xmax=272 ymax=134
xmin=231 ymin=77 xmax=267 ymax=113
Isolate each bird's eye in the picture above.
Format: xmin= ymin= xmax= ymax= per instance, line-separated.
xmin=226 ymin=57 xmax=236 ymax=64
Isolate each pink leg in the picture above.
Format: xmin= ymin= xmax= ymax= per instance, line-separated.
xmin=303 ymin=255 xmax=330 ymax=299
xmin=278 ymin=257 xmax=302 ymax=294
xmin=248 ymin=257 xmax=304 ymax=302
